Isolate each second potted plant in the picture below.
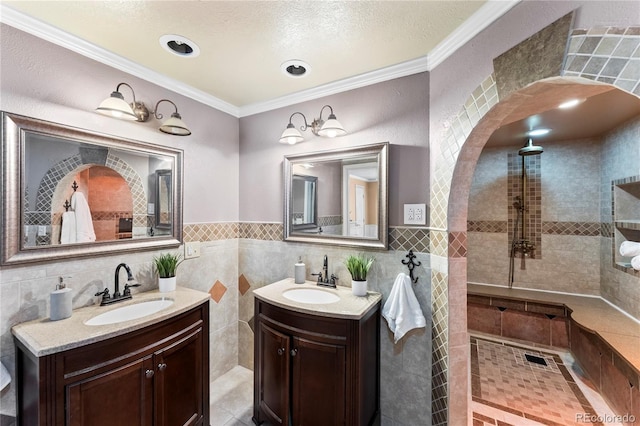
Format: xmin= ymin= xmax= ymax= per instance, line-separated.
xmin=344 ymin=254 xmax=374 ymax=297
xmin=153 ymin=252 xmax=183 ymax=292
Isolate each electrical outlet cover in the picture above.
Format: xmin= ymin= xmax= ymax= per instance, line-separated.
xmin=404 ymin=204 xmax=426 ymax=225
xmin=184 ymin=241 xmax=201 ymax=259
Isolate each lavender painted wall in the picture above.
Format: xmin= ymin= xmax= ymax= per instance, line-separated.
xmin=238 ymin=72 xmax=430 ymax=226
xmin=0 ymin=24 xmax=239 ymax=224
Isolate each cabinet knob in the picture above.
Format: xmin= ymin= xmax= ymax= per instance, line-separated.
xmin=277 ymin=348 xmax=285 ymax=356
xmin=145 ymin=369 xmax=154 ymax=378
xmin=290 ymin=348 xmax=298 ymax=357
xmin=158 ymin=363 xmax=167 ymax=371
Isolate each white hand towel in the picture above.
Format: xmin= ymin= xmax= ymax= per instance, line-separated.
xmin=60 ymin=211 xmax=77 ymax=244
xmin=632 ymin=255 xmax=640 ymax=271
xmin=620 ymin=241 xmax=640 ymax=257
xmin=382 ymin=272 xmax=426 ymax=343
xmin=71 ymin=192 xmax=96 ymax=243
xmin=0 ymin=361 xmax=10 ymax=391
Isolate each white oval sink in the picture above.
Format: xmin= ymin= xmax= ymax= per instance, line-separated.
xmin=85 ymin=299 xmax=174 ymax=326
xmin=283 ymin=288 xmax=340 ymax=304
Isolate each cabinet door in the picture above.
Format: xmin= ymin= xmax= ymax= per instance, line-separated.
xmin=154 ymin=327 xmax=204 ymax=426
xmin=291 ymin=336 xmax=346 ymax=426
xmin=257 ymin=322 xmax=291 ymax=425
xmin=67 ymin=355 xmax=154 ymax=426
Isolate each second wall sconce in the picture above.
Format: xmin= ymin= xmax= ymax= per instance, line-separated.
xmin=96 ymin=82 xmax=191 ymax=136
xmin=279 ymin=104 xmax=346 ymax=145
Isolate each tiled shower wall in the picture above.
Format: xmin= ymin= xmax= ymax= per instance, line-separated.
xmin=468 ymin=139 xmax=602 ymax=295
xmin=600 ymin=116 xmax=640 ymax=318
xmin=433 ymin=22 xmax=640 ymax=426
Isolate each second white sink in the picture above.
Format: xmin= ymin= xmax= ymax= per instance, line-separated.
xmin=85 ymin=299 xmax=174 ymax=326
xmin=283 ymin=288 xmax=340 ymax=304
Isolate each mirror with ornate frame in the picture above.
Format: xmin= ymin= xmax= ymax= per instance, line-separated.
xmin=1 ymin=112 xmax=183 ymax=266
xmin=284 ymin=142 xmax=388 ymax=249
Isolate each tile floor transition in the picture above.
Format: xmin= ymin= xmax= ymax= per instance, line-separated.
xmin=210 ymin=366 xmax=254 ymax=426
xmin=471 ymin=334 xmax=625 ymax=426
xmin=213 ymin=336 xmax=624 ymax=426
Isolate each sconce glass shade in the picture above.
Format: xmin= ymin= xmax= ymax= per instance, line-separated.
xmin=279 ymin=123 xmax=304 ymax=144
xmin=159 ymin=112 xmax=191 ymax=136
xmin=95 ymin=91 xmax=138 ymax=121
xmin=317 ymin=113 xmax=346 ymax=138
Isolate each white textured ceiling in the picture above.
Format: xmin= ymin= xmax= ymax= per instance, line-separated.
xmin=2 ymin=0 xmax=521 ymax=116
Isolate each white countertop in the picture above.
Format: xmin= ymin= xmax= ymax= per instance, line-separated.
xmin=253 ymin=278 xmax=382 ymax=320
xmin=12 ymin=286 xmax=210 ymax=357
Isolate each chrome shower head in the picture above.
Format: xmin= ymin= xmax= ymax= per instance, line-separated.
xmin=518 ymin=138 xmax=544 ymax=156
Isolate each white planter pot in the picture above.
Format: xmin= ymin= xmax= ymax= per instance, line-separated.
xmin=352 ymin=280 xmax=368 ymax=297
xmin=158 ymin=276 xmax=177 ymax=292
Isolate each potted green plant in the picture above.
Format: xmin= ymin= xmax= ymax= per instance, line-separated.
xmin=344 ymin=254 xmax=374 ymax=296
xmin=153 ymin=252 xmax=183 ymax=292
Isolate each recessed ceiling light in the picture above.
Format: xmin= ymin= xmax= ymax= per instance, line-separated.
xmin=527 ymin=128 xmax=551 ymax=137
xmin=281 ymin=60 xmax=311 ymax=78
xmin=558 ymin=98 xmax=583 ymax=109
xmin=159 ymin=34 xmax=200 ymax=58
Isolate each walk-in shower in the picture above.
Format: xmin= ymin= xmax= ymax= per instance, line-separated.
xmin=508 ymin=139 xmax=543 ymax=288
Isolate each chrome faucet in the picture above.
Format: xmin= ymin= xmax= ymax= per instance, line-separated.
xmin=312 ymin=255 xmax=338 ymax=288
xmin=95 ymin=263 xmax=140 ymax=306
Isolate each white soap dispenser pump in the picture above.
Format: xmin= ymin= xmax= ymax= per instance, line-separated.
xmin=294 ymin=257 xmax=306 ymax=284
xmin=50 ymin=276 xmax=73 ymax=321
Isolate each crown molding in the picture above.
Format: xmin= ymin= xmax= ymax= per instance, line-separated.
xmin=427 ymin=0 xmax=521 ymax=70
xmin=239 ymin=56 xmax=430 ymax=117
xmin=240 ymin=0 xmax=520 ymax=117
xmin=1 ymin=1 xmax=520 ymax=118
xmin=0 ymin=4 xmax=240 ymax=117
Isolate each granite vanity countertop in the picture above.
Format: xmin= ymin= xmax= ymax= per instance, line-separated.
xmin=254 ymin=278 xmax=382 ymax=320
xmin=12 ymin=286 xmax=210 ymax=357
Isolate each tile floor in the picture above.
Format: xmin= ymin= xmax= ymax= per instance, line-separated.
xmin=210 ymin=366 xmax=254 ymax=426
xmin=213 ymin=335 xmax=624 ymax=426
xmin=470 ymin=334 xmax=624 ymax=426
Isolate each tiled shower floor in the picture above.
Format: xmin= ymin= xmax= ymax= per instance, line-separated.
xmin=471 ymin=334 xmax=623 ymax=426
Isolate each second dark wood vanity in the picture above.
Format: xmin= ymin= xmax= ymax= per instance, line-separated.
xmin=252 ymin=280 xmax=381 ymax=426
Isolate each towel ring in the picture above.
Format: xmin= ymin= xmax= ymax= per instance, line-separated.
xmin=401 ymin=250 xmax=421 ymax=284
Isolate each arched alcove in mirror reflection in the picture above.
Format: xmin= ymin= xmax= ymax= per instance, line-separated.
xmin=50 ymin=165 xmax=134 ymax=244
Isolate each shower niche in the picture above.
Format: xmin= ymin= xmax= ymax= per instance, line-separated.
xmin=612 ymin=175 xmax=640 ymax=274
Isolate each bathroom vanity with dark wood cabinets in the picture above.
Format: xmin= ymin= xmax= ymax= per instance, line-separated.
xmin=252 ymin=280 xmax=381 ymax=426
xmin=12 ymin=290 xmax=210 ymax=426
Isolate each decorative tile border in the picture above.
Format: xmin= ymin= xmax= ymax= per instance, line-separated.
xmin=469 ymin=221 xmax=602 ymax=237
xmin=183 ymin=222 xmax=239 ymax=242
xmin=389 ymin=227 xmax=430 ymax=252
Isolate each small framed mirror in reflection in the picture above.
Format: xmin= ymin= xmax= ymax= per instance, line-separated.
xmin=284 ymin=142 xmax=388 ymax=249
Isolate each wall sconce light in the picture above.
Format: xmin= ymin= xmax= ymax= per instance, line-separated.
xmin=96 ymin=82 xmax=191 ymax=136
xmin=279 ymin=105 xmax=346 ymax=145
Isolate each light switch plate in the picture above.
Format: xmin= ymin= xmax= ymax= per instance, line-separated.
xmin=184 ymin=241 xmax=201 ymax=259
xmin=404 ymin=204 xmax=426 ymax=225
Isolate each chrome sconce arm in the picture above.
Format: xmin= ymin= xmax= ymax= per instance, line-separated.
xmin=96 ymin=82 xmax=191 ymax=136
xmin=279 ymin=104 xmax=346 ymax=145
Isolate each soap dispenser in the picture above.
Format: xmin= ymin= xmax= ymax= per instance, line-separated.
xmin=50 ymin=276 xmax=72 ymax=321
xmin=294 ymin=257 xmax=306 ymax=284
